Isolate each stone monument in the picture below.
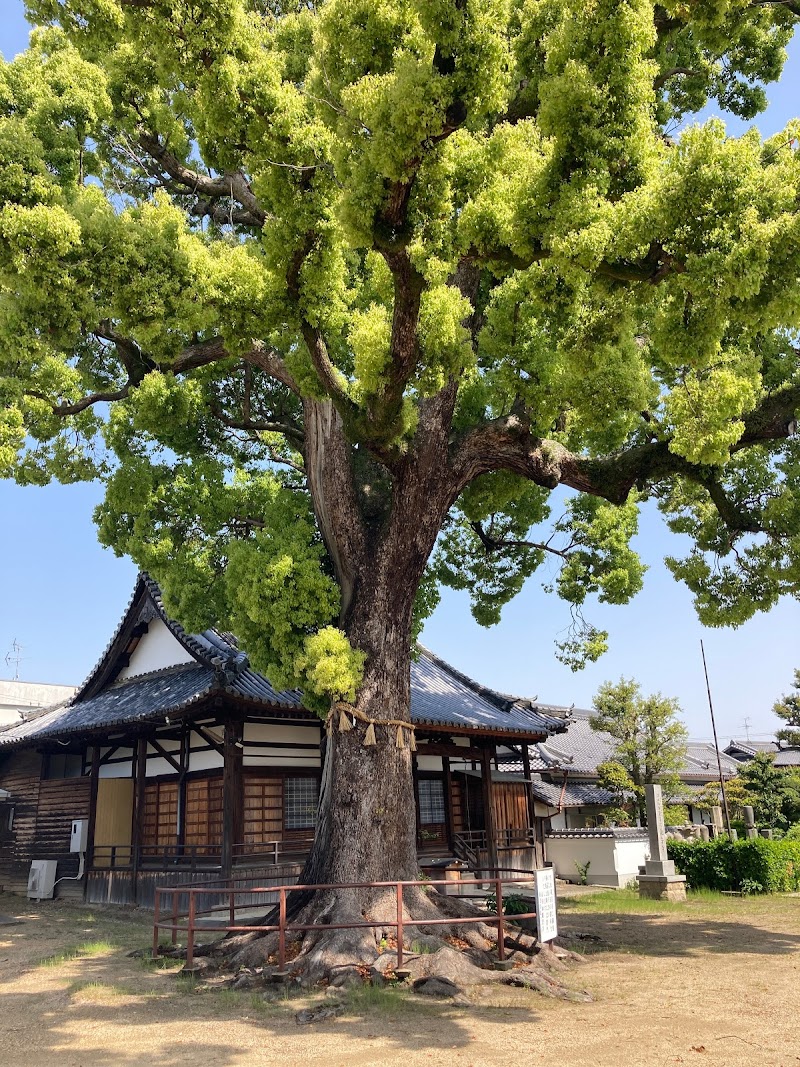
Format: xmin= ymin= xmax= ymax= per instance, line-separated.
xmin=638 ymin=784 xmax=688 ymax=902
xmin=743 ymin=806 xmax=758 ymax=840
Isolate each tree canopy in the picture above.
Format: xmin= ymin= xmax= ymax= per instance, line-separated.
xmin=773 ymin=669 xmax=800 ymax=746
xmin=2 ymin=0 xmax=800 ymax=705
xmin=738 ymin=751 xmax=800 ymax=828
xmin=591 ymin=677 xmax=688 ymax=819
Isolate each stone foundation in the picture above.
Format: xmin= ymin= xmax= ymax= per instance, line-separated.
xmin=638 ymin=874 xmax=687 ymax=902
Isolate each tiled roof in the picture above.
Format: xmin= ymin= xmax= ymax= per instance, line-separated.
xmin=774 ymin=747 xmax=800 ymax=767
xmin=0 ymin=577 xmax=567 ymax=747
xmin=410 ymin=651 xmax=566 ymax=736
xmin=725 ymin=739 xmax=781 ymax=759
xmin=498 ymin=718 xmax=739 ymax=785
xmin=529 ymin=778 xmax=617 ymax=809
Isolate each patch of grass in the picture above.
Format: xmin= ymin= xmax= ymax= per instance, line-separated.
xmin=139 ymin=954 xmax=183 ymax=972
xmin=409 ymin=940 xmax=436 ymax=954
xmin=206 ymin=988 xmax=276 ymax=1015
xmin=343 ymin=983 xmax=412 ymax=1013
xmin=175 ymin=973 xmax=198 ymax=995
xmin=67 ymin=980 xmax=128 ymax=1000
xmin=39 ymin=939 xmax=118 ymax=967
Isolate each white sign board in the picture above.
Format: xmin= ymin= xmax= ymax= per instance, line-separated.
xmin=534 ymin=867 xmax=558 ymax=942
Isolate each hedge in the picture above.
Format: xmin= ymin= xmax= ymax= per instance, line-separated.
xmin=667 ymin=837 xmax=800 ymax=894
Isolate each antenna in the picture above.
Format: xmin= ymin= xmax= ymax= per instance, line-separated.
xmin=701 ymin=640 xmax=733 ymax=841
xmin=742 ymin=717 xmax=752 ymax=742
xmin=4 ymin=639 xmax=24 ymax=681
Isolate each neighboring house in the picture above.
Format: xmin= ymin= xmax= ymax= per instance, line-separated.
xmin=0 ymin=574 xmax=568 ymax=904
xmin=0 ymin=680 xmax=77 ymax=729
xmin=725 ymin=739 xmax=800 ymax=769
xmin=499 ymin=705 xmax=740 ymax=830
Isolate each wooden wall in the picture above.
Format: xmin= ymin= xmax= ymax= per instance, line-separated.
xmin=0 ymin=750 xmax=42 ymax=894
xmin=491 ymin=782 xmax=529 ymax=832
xmin=0 ymin=751 xmax=90 ymax=899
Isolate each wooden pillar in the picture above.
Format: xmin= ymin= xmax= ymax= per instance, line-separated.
xmin=222 ymin=720 xmax=243 ymax=878
xmin=442 ymin=756 xmax=454 ymax=852
xmin=479 ymin=743 xmax=499 ymax=875
xmin=85 ymin=745 xmax=101 ymax=876
xmin=521 ymin=745 xmax=542 ymax=867
xmin=176 ymin=724 xmax=188 ymax=853
xmin=131 ymin=736 xmax=148 ymax=892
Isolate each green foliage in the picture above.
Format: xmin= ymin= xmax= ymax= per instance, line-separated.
xmin=738 ymin=752 xmax=790 ymax=829
xmin=575 ymin=860 xmax=591 ymax=886
xmin=663 ymin=803 xmax=689 ymax=826
xmin=668 ymin=837 xmax=800 ymax=894
xmin=694 ymin=777 xmax=751 ymax=821
xmin=773 ymin=669 xmax=800 ymax=747
xmin=591 ymin=678 xmax=688 ymax=819
xmin=1 ymin=0 xmax=799 ymax=703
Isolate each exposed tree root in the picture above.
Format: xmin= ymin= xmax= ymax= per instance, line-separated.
xmin=159 ymin=888 xmax=591 ymax=1001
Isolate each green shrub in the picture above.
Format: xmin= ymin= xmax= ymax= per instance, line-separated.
xmin=667 ymin=837 xmax=800 ymax=893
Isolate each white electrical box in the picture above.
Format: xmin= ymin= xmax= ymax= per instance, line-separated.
xmin=28 ymin=859 xmax=57 ymax=900
xmin=70 ymin=818 xmax=89 ymax=853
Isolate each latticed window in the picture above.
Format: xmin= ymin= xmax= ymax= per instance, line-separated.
xmin=284 ymin=777 xmax=319 ymax=830
xmin=418 ymin=779 xmax=446 ymax=825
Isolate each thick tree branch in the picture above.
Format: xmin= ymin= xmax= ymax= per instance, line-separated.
xmin=303 ymin=399 xmax=368 ymax=621
xmin=240 ymin=342 xmax=300 ymax=396
xmin=452 ymin=378 xmax=800 ymax=514
xmin=286 ymin=237 xmax=362 ymax=428
xmin=137 ymin=132 xmax=267 ymax=228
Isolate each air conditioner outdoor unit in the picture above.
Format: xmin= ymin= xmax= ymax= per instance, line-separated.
xmin=28 ymin=859 xmax=57 ymax=900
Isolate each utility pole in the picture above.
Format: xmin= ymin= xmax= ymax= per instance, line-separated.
xmin=701 ymin=640 xmax=733 ymax=840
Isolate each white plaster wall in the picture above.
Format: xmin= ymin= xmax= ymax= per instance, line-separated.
xmin=614 ymin=839 xmax=650 ymax=885
xmin=416 ymin=756 xmax=444 ymax=772
xmin=98 ymin=760 xmax=134 ymax=779
xmin=188 ymin=747 xmax=224 ymax=772
xmin=117 ymin=618 xmax=195 ymax=678
xmin=545 ymin=836 xmax=649 ymax=887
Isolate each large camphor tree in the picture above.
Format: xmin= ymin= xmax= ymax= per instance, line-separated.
xmin=2 ymin=0 xmax=800 ymax=979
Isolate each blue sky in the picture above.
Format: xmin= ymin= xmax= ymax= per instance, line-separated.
xmin=1 ymin=4 xmax=799 ymax=742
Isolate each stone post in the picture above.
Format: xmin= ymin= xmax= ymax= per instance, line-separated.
xmin=698 ymin=824 xmax=710 ymax=842
xmin=709 ymin=806 xmax=724 ymax=838
xmin=743 ymin=806 xmax=758 ymax=840
xmin=638 ymin=784 xmax=687 ymax=902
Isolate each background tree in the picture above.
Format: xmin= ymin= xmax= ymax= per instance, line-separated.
xmin=595 ymin=759 xmax=634 ymax=826
xmin=695 ymin=777 xmax=751 ymax=821
xmin=738 ymin=752 xmax=788 ymax=828
xmin=773 ymin=670 xmax=800 ymax=747
xmin=2 ymin=0 xmax=800 ymax=977
xmin=591 ymin=679 xmax=688 ymax=823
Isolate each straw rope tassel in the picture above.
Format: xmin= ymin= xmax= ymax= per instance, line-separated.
xmin=395 ymin=725 xmax=405 ymax=748
xmin=408 ymin=727 xmax=417 ymax=752
xmin=363 ymin=722 xmax=376 ymax=746
xmin=338 ymin=708 xmax=353 ymax=732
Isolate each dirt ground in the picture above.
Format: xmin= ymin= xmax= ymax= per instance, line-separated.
xmin=0 ymin=889 xmax=798 ymax=1067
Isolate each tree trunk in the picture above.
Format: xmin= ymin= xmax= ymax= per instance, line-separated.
xmin=304 ymin=600 xmax=419 ymax=889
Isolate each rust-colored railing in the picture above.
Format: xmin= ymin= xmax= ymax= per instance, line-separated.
xmin=152 ymin=874 xmax=539 ymax=971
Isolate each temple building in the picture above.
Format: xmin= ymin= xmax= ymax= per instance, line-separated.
xmin=0 ymin=574 xmax=568 ymax=905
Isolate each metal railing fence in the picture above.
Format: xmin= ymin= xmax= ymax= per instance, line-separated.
xmin=153 ymin=873 xmax=539 ymax=971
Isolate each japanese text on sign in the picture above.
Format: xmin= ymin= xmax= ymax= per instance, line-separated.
xmin=534 ymin=867 xmax=558 ymax=942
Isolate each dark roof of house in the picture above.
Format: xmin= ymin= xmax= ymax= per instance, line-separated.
xmin=774 ymin=747 xmax=800 ymax=767
xmin=724 ymin=739 xmax=782 ymax=760
xmin=528 ymin=778 xmax=617 ymax=809
xmin=499 ymin=718 xmax=739 ymax=783
xmin=0 ymin=575 xmax=567 ymax=747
